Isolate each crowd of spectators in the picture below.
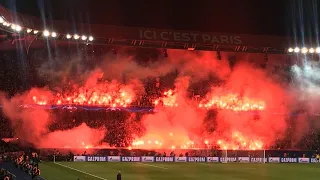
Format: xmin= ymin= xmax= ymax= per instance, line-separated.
xmin=14 ymin=154 xmax=40 ymax=179
xmin=0 ymin=140 xmax=42 ymax=180
xmin=0 ymin=169 xmax=15 ymax=180
xmin=0 ymin=140 xmax=20 ymax=155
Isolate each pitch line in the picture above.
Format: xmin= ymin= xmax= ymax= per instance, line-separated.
xmin=54 ymin=162 xmax=107 ymax=180
xmin=137 ymin=162 xmax=169 ymax=169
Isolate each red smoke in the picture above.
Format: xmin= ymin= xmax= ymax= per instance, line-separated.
xmin=133 ymin=59 xmax=289 ymax=150
xmin=0 ymin=89 xmax=106 ymax=148
xmin=205 ymin=63 xmax=288 ymax=150
xmin=0 ymin=49 xmax=293 ymax=150
xmin=39 ymin=123 xmax=105 ymax=149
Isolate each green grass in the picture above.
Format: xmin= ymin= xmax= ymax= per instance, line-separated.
xmin=40 ymin=162 xmax=320 ymax=180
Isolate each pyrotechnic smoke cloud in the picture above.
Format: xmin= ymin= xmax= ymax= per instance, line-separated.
xmin=290 ymin=61 xmax=320 ymax=139
xmin=207 ymin=63 xmax=288 ymax=148
xmin=0 ymin=48 xmax=302 ymax=149
xmin=34 ymin=48 xmax=231 ymax=85
xmin=138 ymin=76 xmax=206 ymax=148
xmin=291 ymin=62 xmax=320 ymax=96
xmin=0 ymin=88 xmax=53 ymax=144
xmin=0 ymin=89 xmax=106 ymax=148
xmin=291 ymin=61 xmax=320 ymax=113
xmin=136 ymin=61 xmax=290 ymax=149
xmin=39 ymin=123 xmax=106 ymax=149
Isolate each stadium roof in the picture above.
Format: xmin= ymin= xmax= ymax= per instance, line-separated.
xmin=0 ymin=0 xmax=319 ymax=54
xmin=0 ymin=0 xmax=290 ymax=36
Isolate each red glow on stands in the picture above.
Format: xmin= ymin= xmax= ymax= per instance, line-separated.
xmin=32 ymin=88 xmax=265 ymax=113
xmin=199 ymin=94 xmax=265 ymax=111
xmin=153 ymin=89 xmax=178 ymax=107
xmin=0 ymin=50 xmax=290 ymax=151
xmin=28 ymin=88 xmax=269 ymax=150
xmin=129 ymin=131 xmax=264 ymax=150
xmin=216 ymin=131 xmax=264 ymax=150
xmin=32 ymin=96 xmax=48 ymax=106
xmin=31 ymin=83 xmax=135 ymax=107
xmin=30 ymin=90 xmax=267 ymax=150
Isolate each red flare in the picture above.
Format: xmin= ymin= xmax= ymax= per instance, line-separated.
xmin=153 ymin=89 xmax=178 ymax=107
xmin=31 ymin=82 xmax=135 ymax=107
xmin=199 ymin=93 xmax=265 ymax=111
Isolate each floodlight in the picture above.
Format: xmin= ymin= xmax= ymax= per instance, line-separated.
xmin=73 ymin=34 xmax=80 ymax=40
xmin=43 ymin=30 xmax=50 ymax=37
xmin=301 ymin=47 xmax=308 ymax=53
xmin=51 ymin=32 xmax=57 ymax=37
xmin=294 ymin=47 xmax=300 ymax=53
xmin=309 ymin=48 xmax=315 ymax=53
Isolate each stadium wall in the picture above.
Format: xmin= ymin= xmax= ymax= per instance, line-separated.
xmin=73 ymin=156 xmax=318 ymax=163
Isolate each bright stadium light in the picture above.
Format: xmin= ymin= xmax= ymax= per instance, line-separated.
xmin=288 ymin=47 xmax=294 ymax=53
xmin=316 ymin=47 xmax=320 ymax=53
xmin=51 ymin=32 xmax=57 ymax=37
xmin=2 ymin=22 xmax=7 ymax=26
xmin=11 ymin=24 xmax=16 ymax=30
xmin=309 ymin=48 xmax=315 ymax=53
xmin=81 ymin=35 xmax=87 ymax=40
xmin=33 ymin=30 xmax=39 ymax=34
xmin=294 ymin=47 xmax=300 ymax=53
xmin=88 ymin=36 xmax=93 ymax=41
xmin=43 ymin=30 xmax=50 ymax=37
xmin=301 ymin=47 xmax=308 ymax=53
xmin=66 ymin=34 xmax=71 ymax=39
xmin=0 ymin=17 xmax=3 ymax=23
xmin=73 ymin=34 xmax=80 ymax=40
xmin=15 ymin=25 xmax=21 ymax=32
xmin=27 ymin=29 xmax=32 ymax=33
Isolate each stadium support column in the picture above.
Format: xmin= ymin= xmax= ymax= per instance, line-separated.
xmin=263 ymin=150 xmax=266 ymax=163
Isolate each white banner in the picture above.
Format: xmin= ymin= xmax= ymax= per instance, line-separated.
xmin=238 ymin=157 xmax=250 ymax=163
xmin=207 ymin=157 xmax=219 ymax=162
xmin=298 ymin=158 xmax=309 ymax=163
xmin=310 ymin=158 xmax=319 ymax=163
xmin=188 ymin=157 xmax=206 ymax=162
xmin=175 ymin=157 xmax=187 ymax=162
xmin=269 ymin=157 xmax=280 ymax=163
xmin=250 ymin=158 xmax=267 ymax=163
xmin=155 ymin=157 xmax=174 ymax=162
xmin=107 ymin=156 xmax=121 ymax=162
xmin=73 ymin=156 xmax=86 ymax=162
xmin=220 ymin=157 xmax=237 ymax=162
xmin=281 ymin=158 xmax=297 ymax=163
xmin=87 ymin=156 xmax=106 ymax=162
xmin=141 ymin=156 xmax=154 ymax=162
xmin=121 ymin=157 xmax=141 ymax=162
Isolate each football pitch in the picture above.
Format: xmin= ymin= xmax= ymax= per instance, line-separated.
xmin=40 ymin=162 xmax=320 ymax=180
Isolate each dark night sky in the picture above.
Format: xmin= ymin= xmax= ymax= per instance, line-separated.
xmin=1 ymin=0 xmax=319 ymax=37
